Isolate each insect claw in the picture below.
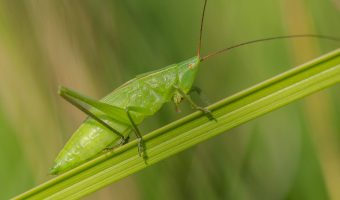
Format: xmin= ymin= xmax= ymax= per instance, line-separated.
xmin=113 ymin=136 xmax=130 ymax=147
xmin=198 ymin=107 xmax=217 ymax=122
xmin=137 ymin=138 xmax=147 ymax=158
xmin=122 ymin=136 xmax=130 ymax=145
xmin=118 ymin=137 xmax=124 ymax=145
xmin=103 ymin=147 xmax=114 ymax=152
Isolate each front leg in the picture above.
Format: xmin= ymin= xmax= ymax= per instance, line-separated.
xmin=189 ymin=86 xmax=202 ymax=95
xmin=189 ymin=86 xmax=211 ymax=106
xmin=173 ymin=85 xmax=216 ymax=121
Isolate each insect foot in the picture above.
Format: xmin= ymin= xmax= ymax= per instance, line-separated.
xmin=137 ymin=138 xmax=147 ymax=159
xmin=197 ymin=107 xmax=217 ymax=122
xmin=120 ymin=136 xmax=130 ymax=145
xmin=103 ymin=147 xmax=114 ymax=153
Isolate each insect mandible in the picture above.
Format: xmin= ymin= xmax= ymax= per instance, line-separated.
xmin=50 ymin=0 xmax=339 ymax=175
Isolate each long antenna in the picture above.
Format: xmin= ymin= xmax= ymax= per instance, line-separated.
xmin=197 ymin=0 xmax=208 ymax=59
xmin=200 ymin=34 xmax=340 ymax=62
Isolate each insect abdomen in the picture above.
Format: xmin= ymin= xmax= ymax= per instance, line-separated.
xmin=50 ymin=116 xmax=131 ymax=174
xmin=51 ymin=57 xmax=199 ymax=174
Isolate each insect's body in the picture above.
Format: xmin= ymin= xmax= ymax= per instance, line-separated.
xmin=50 ymin=57 xmax=199 ymax=174
xmin=106 ymin=56 xmax=199 ymax=122
xmin=50 ymin=0 xmax=338 ymax=175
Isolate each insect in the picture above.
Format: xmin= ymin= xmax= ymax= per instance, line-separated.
xmin=50 ymin=0 xmax=339 ymax=175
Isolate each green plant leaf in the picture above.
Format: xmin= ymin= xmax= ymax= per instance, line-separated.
xmin=14 ymin=49 xmax=340 ymax=200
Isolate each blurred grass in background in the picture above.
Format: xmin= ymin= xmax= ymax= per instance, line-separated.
xmin=0 ymin=0 xmax=339 ymax=199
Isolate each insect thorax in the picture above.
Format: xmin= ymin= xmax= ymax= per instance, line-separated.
xmin=176 ymin=56 xmax=200 ymax=93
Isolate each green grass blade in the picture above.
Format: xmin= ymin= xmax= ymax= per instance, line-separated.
xmin=13 ymin=49 xmax=340 ymax=200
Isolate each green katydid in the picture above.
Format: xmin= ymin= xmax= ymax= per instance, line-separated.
xmin=50 ymin=0 xmax=339 ymax=175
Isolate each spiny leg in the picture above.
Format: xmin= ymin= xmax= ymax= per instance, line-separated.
xmin=189 ymin=86 xmax=202 ymax=95
xmin=59 ymin=86 xmax=128 ymax=144
xmin=174 ymin=85 xmax=216 ymax=121
xmin=189 ymin=86 xmax=211 ymax=106
xmin=125 ymin=108 xmax=146 ymax=158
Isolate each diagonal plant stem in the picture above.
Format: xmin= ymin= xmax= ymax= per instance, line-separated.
xmin=14 ymin=49 xmax=340 ymax=200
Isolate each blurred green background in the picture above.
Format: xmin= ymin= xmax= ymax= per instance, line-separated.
xmin=0 ymin=0 xmax=339 ymax=199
